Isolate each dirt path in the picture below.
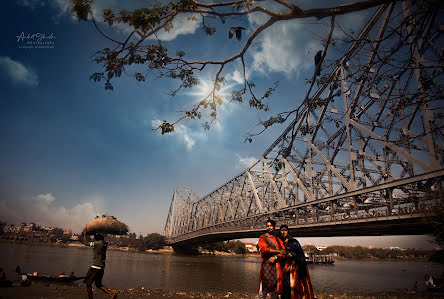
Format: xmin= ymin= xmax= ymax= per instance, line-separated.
xmin=0 ymin=283 xmax=443 ymax=298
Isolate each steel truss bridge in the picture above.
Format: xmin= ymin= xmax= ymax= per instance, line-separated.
xmin=165 ymin=1 xmax=444 ymax=247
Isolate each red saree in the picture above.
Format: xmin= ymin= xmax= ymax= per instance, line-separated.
xmin=282 ymin=238 xmax=314 ymax=299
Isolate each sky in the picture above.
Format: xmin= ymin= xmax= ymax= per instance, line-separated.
xmin=0 ymin=0 xmax=436 ymax=249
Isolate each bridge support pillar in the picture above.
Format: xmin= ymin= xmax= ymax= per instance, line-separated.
xmin=172 ymin=244 xmax=199 ymax=255
xmin=386 ymin=188 xmax=394 ymax=215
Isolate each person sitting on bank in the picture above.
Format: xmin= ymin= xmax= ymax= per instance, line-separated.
xmin=83 ymin=231 xmax=117 ymax=299
xmin=425 ymin=274 xmax=443 ymax=288
xmin=0 ymin=268 xmax=12 ymax=287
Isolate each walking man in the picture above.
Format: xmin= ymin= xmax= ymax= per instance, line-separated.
xmin=257 ymin=219 xmax=286 ymax=299
xmin=83 ymin=232 xmax=117 ymax=299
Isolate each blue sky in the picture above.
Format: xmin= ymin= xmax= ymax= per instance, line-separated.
xmin=0 ymin=0 xmax=435 ymax=249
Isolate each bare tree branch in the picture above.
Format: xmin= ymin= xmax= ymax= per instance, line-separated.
xmin=70 ymin=0 xmax=443 ymax=142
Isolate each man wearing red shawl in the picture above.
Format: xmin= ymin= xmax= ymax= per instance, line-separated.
xmin=257 ymin=219 xmax=286 ymax=299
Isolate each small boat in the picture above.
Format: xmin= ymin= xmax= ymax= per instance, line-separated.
xmin=305 ymin=253 xmax=335 ymax=264
xmin=27 ymin=274 xmax=84 ymax=283
xmin=0 ymin=280 xmax=12 ymax=287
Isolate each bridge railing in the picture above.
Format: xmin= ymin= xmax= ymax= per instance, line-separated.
xmin=167 ymin=173 xmax=443 ymax=244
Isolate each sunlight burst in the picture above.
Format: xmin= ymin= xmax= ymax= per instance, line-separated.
xmin=188 ymin=78 xmax=233 ymax=106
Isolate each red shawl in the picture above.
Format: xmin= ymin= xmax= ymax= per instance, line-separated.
xmin=257 ymin=233 xmax=285 ymax=294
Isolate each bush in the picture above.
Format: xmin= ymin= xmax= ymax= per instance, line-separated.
xmin=228 ymin=241 xmax=247 ymax=254
xmin=143 ymin=233 xmax=166 ymax=250
xmin=324 ymin=245 xmax=433 ymax=260
xmin=201 ymin=240 xmax=247 ymax=254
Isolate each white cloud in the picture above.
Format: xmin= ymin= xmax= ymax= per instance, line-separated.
xmin=151 ymin=119 xmax=163 ymax=128
xmin=176 ymin=124 xmax=196 ymax=150
xmin=51 ymin=0 xmax=71 ymax=18
xmin=0 ymin=201 xmax=19 ymax=223
xmin=0 ymin=193 xmax=105 ymax=233
xmin=249 ymin=20 xmax=319 ymax=76
xmin=19 ymin=0 xmax=201 ymax=41
xmin=226 ymin=70 xmax=245 ymax=85
xmin=16 ymin=0 xmax=70 ymax=20
xmin=236 ymin=154 xmax=258 ymax=169
xmin=84 ymin=1 xmax=201 ymax=41
xmin=155 ymin=14 xmax=201 ymax=42
xmin=33 ymin=193 xmax=55 ymax=204
xmin=245 ymin=1 xmax=314 ymax=76
xmin=0 ymin=57 xmax=39 ymax=87
xmin=246 ymin=1 xmax=372 ymax=78
xmin=16 ymin=0 xmax=45 ymax=9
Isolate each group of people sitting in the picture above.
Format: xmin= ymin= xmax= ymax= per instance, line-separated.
xmin=258 ymin=219 xmax=314 ymax=299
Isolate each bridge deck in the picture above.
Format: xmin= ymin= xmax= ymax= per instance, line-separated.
xmin=169 ymin=213 xmax=431 ymax=246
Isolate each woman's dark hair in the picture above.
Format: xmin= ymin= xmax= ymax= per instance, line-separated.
xmin=266 ymin=219 xmax=276 ymax=226
xmin=279 ymin=224 xmax=289 ymax=231
xmin=279 ymin=228 xmax=308 ymax=279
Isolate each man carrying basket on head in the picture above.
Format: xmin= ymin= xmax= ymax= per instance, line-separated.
xmin=82 ymin=216 xmax=128 ymax=299
xmin=82 ymin=231 xmax=117 ymax=299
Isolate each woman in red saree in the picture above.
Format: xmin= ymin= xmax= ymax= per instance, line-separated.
xmin=279 ymin=225 xmax=314 ymax=299
xmin=257 ymin=219 xmax=286 ymax=299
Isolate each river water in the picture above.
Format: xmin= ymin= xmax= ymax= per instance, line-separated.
xmin=0 ymin=243 xmax=442 ymax=293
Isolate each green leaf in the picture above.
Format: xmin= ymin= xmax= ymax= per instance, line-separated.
xmin=105 ymin=82 xmax=114 ymax=91
xmin=231 ymin=90 xmax=243 ymax=102
xmin=134 ymin=72 xmax=145 ymax=82
xmin=70 ymin=0 xmax=92 ymax=21
xmin=202 ymin=122 xmax=210 ymax=130
xmin=102 ymin=8 xmax=115 ymax=26
xmin=176 ymin=50 xmax=185 ymax=57
xmin=89 ymin=72 xmax=103 ymax=82
xmin=159 ymin=122 xmax=175 ymax=135
xmin=215 ymin=95 xmax=223 ymax=105
xmin=164 ymin=22 xmax=173 ymax=32
xmin=204 ymin=26 xmax=216 ymax=36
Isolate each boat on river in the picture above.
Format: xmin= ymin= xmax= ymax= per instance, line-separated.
xmin=26 ymin=273 xmax=84 ymax=283
xmin=305 ymin=253 xmax=335 ymax=264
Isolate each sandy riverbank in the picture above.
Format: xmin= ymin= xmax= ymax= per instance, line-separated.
xmin=0 ymin=283 xmax=443 ymax=298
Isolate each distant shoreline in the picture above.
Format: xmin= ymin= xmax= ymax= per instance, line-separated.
xmin=0 ymin=239 xmax=434 ymax=261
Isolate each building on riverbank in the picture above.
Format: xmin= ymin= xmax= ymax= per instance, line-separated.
xmin=244 ymin=243 xmax=258 ymax=253
xmin=1 ymin=221 xmax=78 ymax=244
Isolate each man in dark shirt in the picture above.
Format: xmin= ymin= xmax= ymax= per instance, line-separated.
xmin=83 ymin=232 xmax=117 ymax=299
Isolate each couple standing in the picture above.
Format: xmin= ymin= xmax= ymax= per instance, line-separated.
xmin=258 ymin=219 xmax=314 ymax=299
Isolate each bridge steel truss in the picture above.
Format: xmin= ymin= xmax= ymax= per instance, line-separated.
xmin=165 ymin=1 xmax=444 ymax=245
